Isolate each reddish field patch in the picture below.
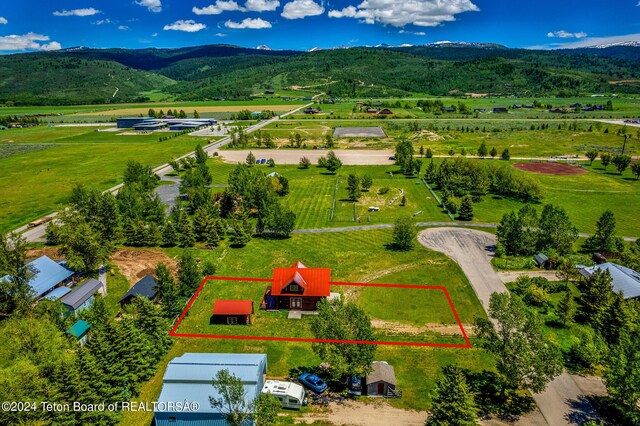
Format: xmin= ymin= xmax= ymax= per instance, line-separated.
xmin=513 ymin=162 xmax=588 ymax=175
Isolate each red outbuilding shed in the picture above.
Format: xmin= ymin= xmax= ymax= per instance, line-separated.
xmin=211 ymin=300 xmax=254 ymax=325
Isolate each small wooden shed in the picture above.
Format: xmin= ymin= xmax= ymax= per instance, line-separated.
xmin=211 ymin=300 xmax=254 ymax=325
xmin=365 ymin=361 xmax=397 ymax=397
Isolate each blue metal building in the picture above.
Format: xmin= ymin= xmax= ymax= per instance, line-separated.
xmin=0 ymin=255 xmax=74 ymax=299
xmin=155 ymin=353 xmax=268 ymax=426
xmin=116 ymin=117 xmax=154 ymax=128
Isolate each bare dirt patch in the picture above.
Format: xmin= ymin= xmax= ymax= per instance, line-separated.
xmin=410 ymin=130 xmax=444 ymax=141
xmin=513 ymin=162 xmax=587 ymax=176
xmin=297 ymin=401 xmax=427 ymax=426
xmin=26 ymin=247 xmax=61 ymax=261
xmin=111 ymin=248 xmax=178 ymax=284
xmin=371 ymin=319 xmax=474 ymax=336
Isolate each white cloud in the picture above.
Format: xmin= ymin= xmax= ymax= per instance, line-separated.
xmin=547 ymin=30 xmax=587 ymax=39
xmin=245 ymin=0 xmax=280 ymax=12
xmin=216 ymin=32 xmax=228 ymax=37
xmin=163 ymin=20 xmax=207 ymax=32
xmin=224 ymin=17 xmax=272 ymax=29
xmin=93 ymin=19 xmax=112 ymax=25
xmin=329 ymin=0 xmax=479 ymax=27
xmin=152 ymin=32 xmax=158 ymax=37
xmin=135 ymin=0 xmax=162 ymax=13
xmin=53 ymin=8 xmax=101 ymax=17
xmin=0 ymin=33 xmax=61 ymax=51
xmin=281 ymin=0 xmax=324 ymax=19
xmin=118 ymin=25 xmax=129 ymax=30
xmin=0 ymin=17 xmax=7 ymax=25
xmin=399 ymin=30 xmax=426 ymax=36
xmin=193 ymin=1 xmax=243 ymax=14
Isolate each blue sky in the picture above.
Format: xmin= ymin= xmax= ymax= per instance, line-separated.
xmin=0 ymin=0 xmax=639 ymax=52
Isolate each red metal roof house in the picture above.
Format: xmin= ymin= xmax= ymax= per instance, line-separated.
xmin=263 ymin=261 xmax=331 ymax=311
xmin=211 ymin=300 xmax=254 ymax=325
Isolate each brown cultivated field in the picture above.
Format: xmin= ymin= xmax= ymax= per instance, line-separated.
xmin=513 ymin=162 xmax=588 ymax=175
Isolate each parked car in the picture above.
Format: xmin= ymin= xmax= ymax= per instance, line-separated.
xmin=299 ymin=373 xmax=328 ymax=394
xmin=388 ymin=156 xmax=396 ymax=161
xmin=368 ymin=207 xmax=380 ymax=212
xmin=260 ymin=158 xmax=267 ymax=164
xmin=346 ymin=376 xmax=362 ymax=396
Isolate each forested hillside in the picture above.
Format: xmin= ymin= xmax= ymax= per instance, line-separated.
xmin=2 ymin=44 xmax=640 ymax=105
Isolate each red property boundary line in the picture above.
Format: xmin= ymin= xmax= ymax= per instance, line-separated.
xmin=170 ymin=276 xmax=471 ymax=349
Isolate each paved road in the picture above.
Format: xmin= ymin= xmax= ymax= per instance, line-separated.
xmin=156 ymin=176 xmax=181 ymax=216
xmin=417 ymin=227 xmax=603 ymax=426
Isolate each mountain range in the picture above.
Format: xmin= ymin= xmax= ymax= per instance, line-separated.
xmin=1 ymin=42 xmax=639 ymax=106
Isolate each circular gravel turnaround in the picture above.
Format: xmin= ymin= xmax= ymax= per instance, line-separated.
xmin=513 ymin=161 xmax=588 ymax=175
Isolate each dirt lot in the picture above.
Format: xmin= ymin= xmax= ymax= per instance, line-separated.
xmin=110 ymin=248 xmax=178 ymax=284
xmin=513 ymin=162 xmax=587 ymax=176
xmin=297 ymin=401 xmax=427 ymax=426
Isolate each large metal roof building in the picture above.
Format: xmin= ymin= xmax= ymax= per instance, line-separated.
xmin=155 ymin=353 xmax=267 ymax=426
xmin=580 ymin=262 xmax=640 ymax=299
xmin=0 ymin=255 xmax=74 ymax=299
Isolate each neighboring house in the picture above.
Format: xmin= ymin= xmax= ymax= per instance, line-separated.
xmin=119 ymin=274 xmax=158 ymax=308
xmin=211 ymin=300 xmax=254 ymax=325
xmin=377 ymin=108 xmax=393 ymax=115
xmin=579 ymin=263 xmax=640 ymax=300
xmin=303 ymin=108 xmax=320 ymax=115
xmin=264 ymin=90 xmax=275 ymax=95
xmin=60 ymin=279 xmax=105 ymax=315
xmin=262 ymin=261 xmax=331 ymax=311
xmin=154 ymin=353 xmax=267 ymax=426
xmin=43 ymin=286 xmax=71 ymax=301
xmin=67 ymin=319 xmax=92 ymax=346
xmin=0 ymin=255 xmax=74 ymax=300
xmin=533 ymin=253 xmax=550 ymax=269
xmin=365 ymin=361 xmax=398 ymax=397
xmin=493 ymin=107 xmax=508 ymax=113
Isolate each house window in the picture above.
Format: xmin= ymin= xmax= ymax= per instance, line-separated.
xmin=227 ymin=316 xmax=238 ymax=325
xmin=290 ymin=284 xmax=299 ymax=292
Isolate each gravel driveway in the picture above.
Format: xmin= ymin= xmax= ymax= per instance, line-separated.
xmin=418 ymin=227 xmax=604 ymax=426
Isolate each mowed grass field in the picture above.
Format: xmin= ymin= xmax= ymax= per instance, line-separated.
xmin=76 ymin=103 xmax=304 ymax=116
xmin=121 ymin=229 xmax=489 ymax=426
xmin=207 ymin=160 xmax=451 ymax=229
xmin=0 ymin=126 xmax=211 ymax=232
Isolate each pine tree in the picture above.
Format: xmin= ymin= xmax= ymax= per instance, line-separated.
xmin=193 ymin=207 xmax=214 ymax=242
xmin=144 ymin=222 xmax=162 ymax=247
xmin=154 ymin=262 xmax=183 ymax=318
xmin=177 ymin=214 xmax=196 ymax=248
xmin=458 ymin=195 xmax=474 ymax=221
xmin=427 ymin=365 xmax=478 ymax=426
xmin=178 ymin=250 xmax=201 ymax=298
xmin=162 ymin=221 xmax=178 ymax=247
xmin=230 ymin=217 xmax=252 ymax=247
xmin=128 ymin=297 xmax=172 ymax=360
xmin=490 ymin=146 xmax=497 ymax=158
xmin=122 ymin=218 xmax=137 ymax=246
xmin=556 ymin=291 xmax=576 ymax=326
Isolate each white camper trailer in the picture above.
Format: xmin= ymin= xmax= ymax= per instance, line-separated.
xmin=261 ymin=380 xmax=307 ymax=410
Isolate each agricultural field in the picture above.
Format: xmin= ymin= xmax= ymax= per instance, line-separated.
xmin=0 ymin=126 xmax=213 ymax=232
xmin=236 ymin=117 xmax=639 ymax=158
xmin=122 ymin=229 xmax=489 ymax=426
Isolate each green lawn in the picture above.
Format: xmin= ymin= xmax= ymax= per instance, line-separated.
xmin=121 ymin=229 xmax=488 ymax=425
xmin=0 ymin=127 xmax=210 ymax=232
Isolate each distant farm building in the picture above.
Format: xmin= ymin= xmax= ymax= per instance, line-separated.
xmin=333 ymin=126 xmax=387 ymax=138
xmin=365 ymin=361 xmax=399 ymax=397
xmin=265 ymin=90 xmax=276 ymax=95
xmin=303 ymin=107 xmax=320 ymax=115
xmin=154 ymin=353 xmax=267 ymax=426
xmin=534 ymin=253 xmax=550 ymax=269
xmin=261 ymin=261 xmax=331 ymax=311
xmin=493 ymin=107 xmax=509 ymax=113
xmin=211 ymin=300 xmax=254 ymax=325
xmin=60 ymin=279 xmax=105 ymax=315
xmin=0 ymin=255 xmax=75 ymax=300
xmin=377 ymin=108 xmax=393 ymax=115
xmin=116 ymin=117 xmax=217 ymax=130
xmin=119 ymin=274 xmax=158 ymax=308
xmin=579 ymin=263 xmax=640 ymax=300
